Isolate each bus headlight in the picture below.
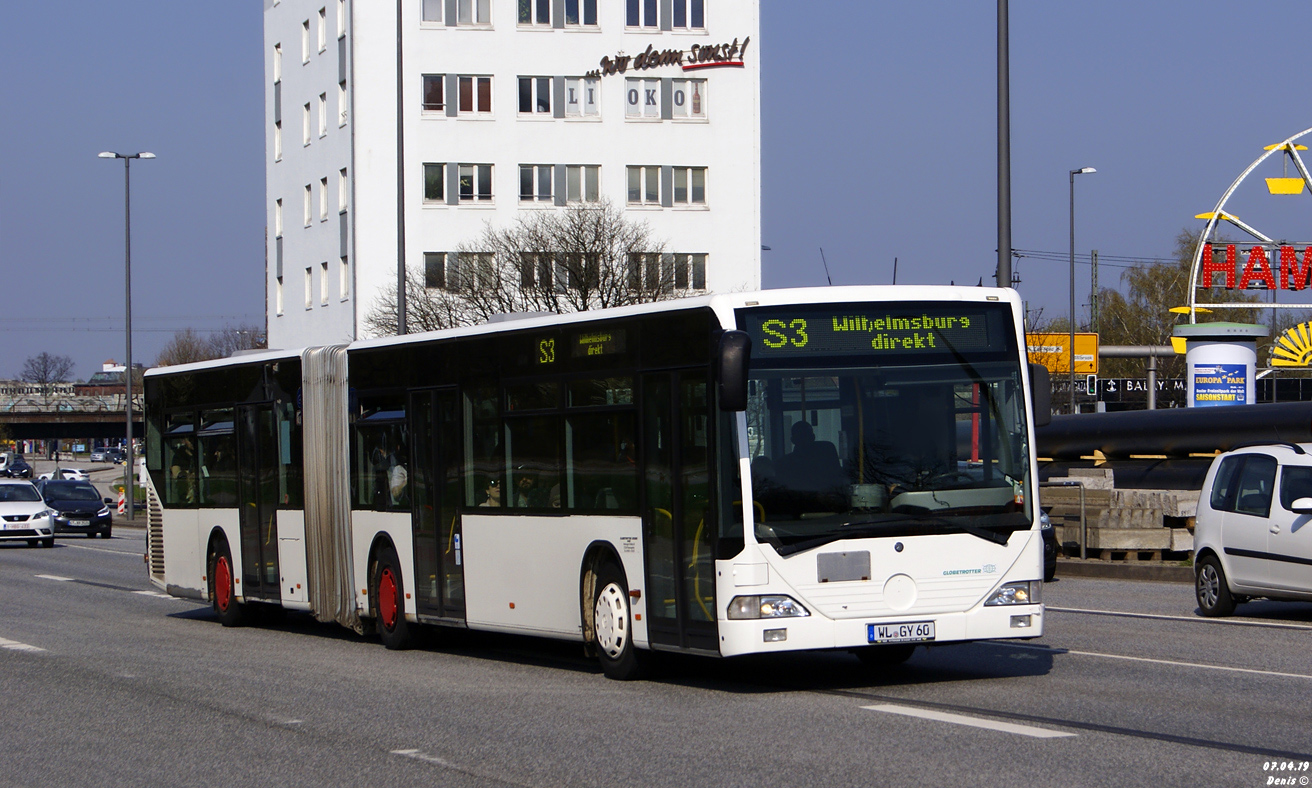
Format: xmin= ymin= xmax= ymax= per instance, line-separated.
xmin=727 ymin=595 xmax=810 ymax=620
xmin=984 ymin=581 xmax=1041 ymax=606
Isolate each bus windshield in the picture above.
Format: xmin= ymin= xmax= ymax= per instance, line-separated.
xmin=738 ymin=303 xmax=1033 ymax=555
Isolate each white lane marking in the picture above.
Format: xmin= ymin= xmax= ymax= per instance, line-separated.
xmin=35 ymin=574 xmax=73 ymax=582
xmin=1009 ymin=643 xmax=1312 ymax=680
xmin=864 ymin=703 xmax=1076 ymax=739
xmin=0 ymin=637 xmax=46 ymax=653
xmin=391 ymin=749 xmax=457 ymax=768
xmin=1047 ymin=605 xmax=1312 ymax=632
xmin=132 ymin=591 xmax=175 ymax=599
xmin=62 ymin=543 xmax=142 ymax=557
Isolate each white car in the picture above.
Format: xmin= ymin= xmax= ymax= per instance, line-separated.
xmin=0 ymin=479 xmax=55 ymax=548
xmin=38 ymin=468 xmax=91 ymax=481
xmin=1194 ymin=443 xmax=1312 ymax=616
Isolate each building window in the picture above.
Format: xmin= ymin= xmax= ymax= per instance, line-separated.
xmin=339 ymin=168 xmax=348 ymax=212
xmin=517 ymin=0 xmax=550 ymax=26
xmin=275 ymin=199 xmax=283 ymax=237
xmin=459 ymin=164 xmax=493 ymax=202
xmin=422 ymin=74 xmax=444 ymax=112
xmin=318 ymin=8 xmax=327 ymax=52
xmin=519 ymin=164 xmax=553 ymax=203
xmin=564 ymin=0 xmax=597 ymax=26
xmin=274 ymin=43 xmax=282 ymax=82
xmin=318 ymin=93 xmax=328 ymax=137
xmin=320 ymin=177 xmax=329 ymax=220
xmin=518 ymin=77 xmax=551 ymax=115
xmin=422 ymin=0 xmax=442 ymax=22
xmin=424 ymin=252 xmax=448 ymax=289
xmin=671 ymin=0 xmax=704 ymax=30
xmin=671 ymin=79 xmax=706 ymax=119
xmin=672 ymin=167 xmax=706 ymax=205
xmin=675 ymin=253 xmax=707 ymax=289
xmin=457 ymin=0 xmax=491 ymax=26
xmin=274 ymin=121 xmax=283 ymax=161
xmin=303 ymin=184 xmax=312 ymax=226
xmin=303 ymin=103 xmax=311 ymax=145
xmin=304 ymin=267 xmax=314 ymax=309
xmin=459 ymin=76 xmax=492 ymax=114
xmin=423 ymin=163 xmax=444 ymax=203
xmin=564 ymin=77 xmax=599 ymax=117
xmin=302 ymin=20 xmax=310 ymax=63
xmin=340 ymin=256 xmax=350 ymax=300
xmin=276 ymin=276 xmax=284 ymax=315
xmin=320 ymin=261 xmax=329 ymax=305
xmin=625 ymin=78 xmax=660 ymax=119
xmin=338 ymin=81 xmax=348 ymax=126
xmin=626 ymin=166 xmax=660 ymax=205
xmin=566 ymin=165 xmax=600 ymax=203
xmin=337 ymin=0 xmax=346 ymax=38
xmin=625 ymin=0 xmax=657 ymax=27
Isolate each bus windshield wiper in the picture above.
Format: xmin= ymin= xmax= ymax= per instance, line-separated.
xmin=841 ymin=514 xmax=1013 ymax=546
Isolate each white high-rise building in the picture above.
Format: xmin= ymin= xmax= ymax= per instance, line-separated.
xmin=264 ymin=0 xmax=761 ymax=349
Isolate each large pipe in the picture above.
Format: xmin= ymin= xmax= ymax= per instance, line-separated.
xmin=1037 ymin=401 xmax=1312 ymax=460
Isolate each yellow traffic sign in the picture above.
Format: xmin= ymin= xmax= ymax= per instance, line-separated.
xmin=1026 ymin=333 xmax=1099 ymax=374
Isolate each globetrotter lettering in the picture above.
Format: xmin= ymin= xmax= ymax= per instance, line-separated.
xmin=588 ymin=36 xmax=750 ymax=78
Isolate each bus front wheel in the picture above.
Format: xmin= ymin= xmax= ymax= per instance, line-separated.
xmin=371 ymin=546 xmax=412 ymax=650
xmin=592 ymin=562 xmax=645 ymax=681
xmin=208 ymin=541 xmax=247 ymax=627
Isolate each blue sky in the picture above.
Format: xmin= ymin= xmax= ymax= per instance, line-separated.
xmin=2 ymin=1 xmax=1310 ymax=379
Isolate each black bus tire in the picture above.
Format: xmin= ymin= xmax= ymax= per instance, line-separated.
xmin=591 ymin=562 xmax=645 ymax=681
xmin=371 ymin=546 xmax=413 ymax=650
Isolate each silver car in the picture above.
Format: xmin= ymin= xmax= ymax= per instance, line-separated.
xmin=0 ymin=479 xmax=55 ymax=548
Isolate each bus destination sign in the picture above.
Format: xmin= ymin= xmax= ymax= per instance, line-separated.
xmin=743 ymin=306 xmax=995 ymax=357
xmin=573 ymin=329 xmax=627 ymax=358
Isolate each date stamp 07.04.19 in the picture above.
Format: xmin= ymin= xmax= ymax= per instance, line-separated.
xmin=1261 ymin=761 xmax=1310 ymax=786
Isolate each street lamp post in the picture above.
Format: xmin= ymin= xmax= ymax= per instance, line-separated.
xmin=99 ymin=151 xmax=155 ymax=520
xmin=1069 ymin=166 xmax=1095 ymax=414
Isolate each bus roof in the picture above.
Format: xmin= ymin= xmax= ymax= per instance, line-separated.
xmin=145 ymin=285 xmax=1020 ymax=378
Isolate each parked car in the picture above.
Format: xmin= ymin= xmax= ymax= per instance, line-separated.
xmin=1040 ymin=508 xmax=1058 ymax=582
xmin=36 ymin=479 xmax=112 ymax=538
xmin=90 ymin=449 xmax=107 ymax=462
xmin=3 ymin=456 xmax=34 ymax=478
xmin=0 ymin=479 xmax=55 ymax=547
xmin=1194 ymin=443 xmax=1312 ymax=616
xmin=38 ymin=468 xmax=90 ymax=482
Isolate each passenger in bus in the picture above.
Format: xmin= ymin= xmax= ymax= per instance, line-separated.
xmin=779 ymin=422 xmax=844 ymax=490
xmin=388 ymin=438 xmax=409 ymax=507
xmin=170 ymin=437 xmax=196 ymax=505
xmin=479 ymin=477 xmax=502 ymax=507
xmin=513 ymin=472 xmax=540 ymax=508
xmin=369 ymin=442 xmax=390 ymax=509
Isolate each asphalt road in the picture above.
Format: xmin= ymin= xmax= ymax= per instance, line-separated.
xmin=2 ymin=530 xmax=1309 ymax=788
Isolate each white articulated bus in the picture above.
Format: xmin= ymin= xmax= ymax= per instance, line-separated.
xmin=144 ymin=287 xmax=1051 ymax=679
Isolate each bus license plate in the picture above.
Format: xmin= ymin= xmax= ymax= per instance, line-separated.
xmin=70 ymin=520 xmax=91 ymax=527
xmin=868 ymin=621 xmax=935 ymax=644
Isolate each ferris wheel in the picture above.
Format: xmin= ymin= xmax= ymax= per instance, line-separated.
xmin=1187 ymin=126 xmax=1312 ymax=325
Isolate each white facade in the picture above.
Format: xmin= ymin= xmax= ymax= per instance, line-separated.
xmin=265 ymin=0 xmax=761 ymax=350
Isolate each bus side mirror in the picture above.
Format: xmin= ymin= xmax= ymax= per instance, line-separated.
xmin=718 ymin=330 xmax=751 ymax=412
xmin=1029 ymin=363 xmax=1051 ymax=428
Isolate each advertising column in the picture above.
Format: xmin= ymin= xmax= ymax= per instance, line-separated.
xmin=1173 ymin=323 xmax=1268 ymax=408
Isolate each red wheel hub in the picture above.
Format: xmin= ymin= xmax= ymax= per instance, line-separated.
xmin=215 ymin=556 xmax=233 ymax=612
xmin=379 ymin=568 xmax=398 ymax=629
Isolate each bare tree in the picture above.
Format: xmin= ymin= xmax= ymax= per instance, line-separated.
xmin=364 ymin=198 xmax=696 ymax=336
xmin=154 ymin=324 xmax=269 ymax=367
xmin=20 ymin=352 xmax=74 ymax=384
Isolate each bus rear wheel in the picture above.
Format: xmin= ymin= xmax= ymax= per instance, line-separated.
xmin=371 ymin=546 xmax=412 ymax=650
xmin=592 ymin=562 xmax=645 ymax=681
xmin=208 ymin=541 xmax=247 ymax=627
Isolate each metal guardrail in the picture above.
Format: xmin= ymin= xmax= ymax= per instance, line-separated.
xmin=1040 ymin=480 xmax=1087 ymax=559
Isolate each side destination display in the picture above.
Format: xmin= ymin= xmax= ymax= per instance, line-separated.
xmin=742 ymin=304 xmax=1000 ymax=357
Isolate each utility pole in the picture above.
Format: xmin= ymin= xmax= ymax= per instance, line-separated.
xmin=1090 ymin=249 xmax=1099 ymax=334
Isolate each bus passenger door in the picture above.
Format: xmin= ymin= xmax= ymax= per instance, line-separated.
xmin=641 ymin=371 xmax=718 ymax=652
xmin=410 ymin=388 xmax=465 ymax=621
xmin=237 ymin=403 xmax=280 ymax=601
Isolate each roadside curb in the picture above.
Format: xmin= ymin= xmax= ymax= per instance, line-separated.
xmin=1056 ymin=558 xmax=1193 ymax=584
